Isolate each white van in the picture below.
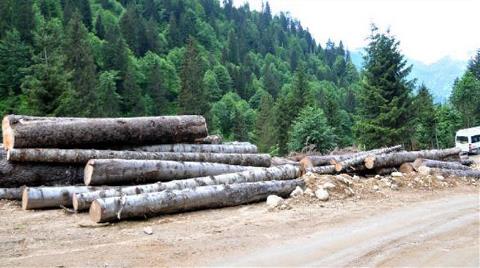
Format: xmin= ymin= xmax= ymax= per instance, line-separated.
xmin=455 ymin=126 xmax=480 ymax=154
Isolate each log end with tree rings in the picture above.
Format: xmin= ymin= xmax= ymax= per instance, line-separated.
xmin=72 ymin=193 xmax=82 ymax=211
xmin=21 ymin=188 xmax=31 ymax=210
xmin=89 ymin=199 xmax=104 ymax=223
xmin=2 ymin=116 xmax=14 ymax=151
xmin=364 ymin=155 xmax=376 ymax=169
xmin=334 ymin=161 xmax=343 ymax=172
xmin=84 ymin=160 xmax=95 ymax=186
xmin=299 ymin=157 xmax=313 ymax=175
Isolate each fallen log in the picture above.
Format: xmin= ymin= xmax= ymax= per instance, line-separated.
xmin=74 ymin=165 xmax=300 ymax=211
xmin=364 ymin=148 xmax=461 ymax=169
xmin=126 ymin=143 xmax=257 ymax=154
xmin=7 ymin=148 xmax=271 ymax=167
xmin=429 ymin=168 xmax=480 ymax=178
xmin=459 ymin=159 xmax=474 ymax=166
xmin=0 ymin=187 xmax=24 ymax=200
xmin=2 ymin=115 xmax=207 ymax=150
xmin=84 ymin=159 xmax=258 ymax=186
xmin=90 ymin=179 xmax=304 ymax=223
xmin=333 ymin=145 xmax=402 ymax=172
xmin=413 ymin=159 xmax=471 ymax=171
xmin=194 ymin=135 xmax=222 ymax=144
xmin=0 ymin=151 xmax=83 ymax=187
xmin=22 ymin=186 xmax=116 ymax=210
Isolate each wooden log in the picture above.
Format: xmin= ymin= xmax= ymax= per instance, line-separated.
xmin=459 ymin=159 xmax=474 ymax=166
xmin=271 ymin=157 xmax=300 ymax=166
xmin=22 ymin=186 xmax=116 ymax=210
xmin=306 ymin=164 xmax=336 ymax=175
xmin=74 ymin=165 xmax=300 ymax=211
xmin=0 ymin=151 xmax=83 ymax=187
xmin=84 ymin=159 xmax=258 ymax=186
xmin=2 ymin=115 xmax=207 ymax=150
xmin=333 ymin=145 xmax=403 ymax=172
xmin=364 ymin=148 xmax=461 ymax=169
xmin=0 ymin=187 xmax=24 ymax=200
xmin=7 ymin=148 xmax=271 ymax=167
xmin=429 ymin=168 xmax=480 ymax=178
xmin=194 ymin=135 xmax=222 ymax=144
xmin=398 ymin=162 xmax=415 ymax=174
xmin=90 ymin=179 xmax=304 ymax=223
xmin=126 ymin=143 xmax=258 ymax=154
xmin=413 ymin=159 xmax=471 ymax=171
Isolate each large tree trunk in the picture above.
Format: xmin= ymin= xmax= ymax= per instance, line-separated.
xmin=2 ymin=115 xmax=207 ymax=150
xmin=74 ymin=165 xmax=300 ymax=211
xmin=7 ymin=148 xmax=271 ymax=167
xmin=0 ymin=187 xmax=24 ymax=200
xmin=0 ymin=151 xmax=83 ymax=187
xmin=413 ymin=158 xmax=471 ymax=171
xmin=22 ymin=186 xmax=118 ymax=210
xmin=84 ymin=159 xmax=259 ymax=186
xmin=332 ymin=145 xmax=403 ymax=172
xmin=429 ymin=168 xmax=480 ymax=178
xmin=364 ymin=148 xmax=461 ymax=169
xmin=90 ymin=179 xmax=304 ymax=223
xmin=194 ymin=135 xmax=222 ymax=144
xmin=125 ymin=143 xmax=258 ymax=154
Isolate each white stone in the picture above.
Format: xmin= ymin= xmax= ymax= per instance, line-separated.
xmin=436 ymin=175 xmax=445 ymax=181
xmin=143 ymin=227 xmax=153 ymax=235
xmin=315 ymin=189 xmax=330 ymax=201
xmin=375 ymin=175 xmax=381 ymax=179
xmin=390 ymin=184 xmax=399 ymax=191
xmin=391 ymin=172 xmax=403 ymax=177
xmin=373 ymin=185 xmax=379 ymax=191
xmin=266 ymin=195 xmax=284 ymax=208
xmin=290 ymin=186 xmax=304 ymax=198
xmin=322 ymin=182 xmax=336 ymax=190
xmin=417 ymin=166 xmax=431 ymax=176
xmin=304 ymin=188 xmax=315 ymax=197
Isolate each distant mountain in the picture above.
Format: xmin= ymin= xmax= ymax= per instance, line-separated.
xmin=350 ymin=50 xmax=467 ymax=103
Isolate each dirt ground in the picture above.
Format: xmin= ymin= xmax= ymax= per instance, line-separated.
xmin=0 ymin=157 xmax=479 ymax=267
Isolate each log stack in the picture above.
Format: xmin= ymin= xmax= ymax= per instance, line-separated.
xmin=0 ymin=114 xmax=477 ymax=223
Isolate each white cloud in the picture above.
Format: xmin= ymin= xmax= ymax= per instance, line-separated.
xmin=233 ymin=0 xmax=480 ymax=64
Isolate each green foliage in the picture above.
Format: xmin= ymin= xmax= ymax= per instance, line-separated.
xmin=96 ymin=70 xmax=121 ymax=116
xmin=412 ymin=85 xmax=437 ymax=149
xmin=354 ymin=26 xmax=414 ymax=149
xmin=450 ymin=71 xmax=480 ymax=128
xmin=288 ymin=106 xmax=337 ymax=153
xmin=435 ymin=105 xmax=462 ymax=148
xmin=254 ymin=92 xmax=276 ymax=152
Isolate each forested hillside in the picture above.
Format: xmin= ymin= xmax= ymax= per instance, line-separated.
xmin=0 ymin=0 xmax=478 ymax=155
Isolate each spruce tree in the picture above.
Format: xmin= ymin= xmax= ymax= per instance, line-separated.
xmin=146 ymin=62 xmax=168 ymax=115
xmin=254 ymin=92 xmax=276 ymax=153
xmin=13 ymin=0 xmax=35 ymax=44
xmin=354 ymin=26 xmax=414 ymax=149
xmin=95 ymin=14 xmax=106 ymax=39
xmin=413 ymin=85 xmax=437 ymax=149
xmin=450 ymin=71 xmax=480 ymax=128
xmin=467 ymin=49 xmax=480 ymax=79
xmin=122 ymin=65 xmax=145 ymax=115
xmin=178 ymin=38 xmax=208 ymax=115
xmin=96 ymin=71 xmax=121 ymax=116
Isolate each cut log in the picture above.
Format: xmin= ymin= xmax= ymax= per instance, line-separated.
xmin=2 ymin=115 xmax=207 ymax=150
xmin=364 ymin=148 xmax=461 ymax=169
xmin=460 ymin=159 xmax=474 ymax=166
xmin=0 ymin=187 xmax=24 ymax=200
xmin=84 ymin=159 xmax=258 ymax=186
xmin=398 ymin=162 xmax=415 ymax=174
xmin=22 ymin=186 xmax=116 ymax=210
xmin=333 ymin=145 xmax=403 ymax=172
xmin=429 ymin=168 xmax=480 ymax=178
xmin=90 ymin=179 xmax=304 ymax=223
xmin=194 ymin=135 xmax=222 ymax=144
xmin=7 ymin=148 xmax=271 ymax=167
xmin=413 ymin=159 xmax=471 ymax=171
xmin=0 ymin=151 xmax=83 ymax=187
xmin=74 ymin=165 xmax=300 ymax=211
xmin=271 ymin=157 xmax=300 ymax=166
xmin=126 ymin=143 xmax=258 ymax=154
xmin=305 ymin=164 xmax=336 ymax=175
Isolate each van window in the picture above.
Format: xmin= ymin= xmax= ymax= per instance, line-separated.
xmin=472 ymin=135 xmax=480 ymax=143
xmin=456 ymin=136 xmax=469 ymax=144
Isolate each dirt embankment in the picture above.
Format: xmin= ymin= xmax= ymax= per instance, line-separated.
xmin=0 ymin=160 xmax=479 ymax=267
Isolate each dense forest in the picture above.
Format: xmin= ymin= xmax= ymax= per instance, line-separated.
xmin=0 ymin=0 xmax=478 ymax=154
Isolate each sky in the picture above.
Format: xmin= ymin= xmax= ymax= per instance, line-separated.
xmin=233 ymin=0 xmax=480 ymax=64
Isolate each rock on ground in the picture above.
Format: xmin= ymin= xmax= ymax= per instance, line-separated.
xmin=315 ymin=189 xmax=329 ymax=201
xmin=266 ymin=195 xmax=284 ymax=208
xmin=290 ymin=186 xmax=304 ymax=198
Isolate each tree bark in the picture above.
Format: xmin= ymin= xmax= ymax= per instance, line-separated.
xmin=413 ymin=159 xmax=471 ymax=171
xmin=194 ymin=135 xmax=222 ymax=144
xmin=84 ymin=159 xmax=259 ymax=186
xmin=22 ymin=186 xmax=117 ymax=210
xmin=429 ymin=168 xmax=480 ymax=178
xmin=90 ymin=179 xmax=304 ymax=223
xmin=0 ymin=187 xmax=24 ymax=200
xmin=333 ymin=145 xmax=403 ymax=172
xmin=74 ymin=165 xmax=300 ymax=211
xmin=2 ymin=115 xmax=207 ymax=150
xmin=0 ymin=151 xmax=83 ymax=188
xmin=364 ymin=148 xmax=461 ymax=169
xmin=125 ymin=143 xmax=258 ymax=154
xmin=7 ymin=148 xmax=271 ymax=167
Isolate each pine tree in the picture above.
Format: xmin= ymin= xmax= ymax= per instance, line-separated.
xmin=122 ymin=65 xmax=145 ymax=115
xmin=0 ymin=0 xmax=13 ymax=39
xmin=60 ymin=12 xmax=97 ymax=116
xmin=95 ymin=14 xmax=106 ymax=39
xmin=21 ymin=19 xmax=71 ymax=115
xmin=96 ymin=70 xmax=122 ymax=116
xmin=262 ymin=63 xmax=280 ymax=98
xmin=213 ymin=64 xmax=232 ymax=94
xmin=203 ymin=70 xmax=221 ymax=102
xmin=13 ymin=0 xmax=35 ymax=44
xmin=254 ymin=92 xmax=276 ymax=152
xmin=412 ymin=85 xmax=437 ymax=149
xmin=467 ymin=49 xmax=480 ymax=79
xmin=146 ymin=62 xmax=168 ymax=115
xmin=354 ymin=26 xmax=414 ymax=149
xmin=178 ymin=38 xmax=208 ymax=115
xmin=450 ymin=71 xmax=480 ymax=128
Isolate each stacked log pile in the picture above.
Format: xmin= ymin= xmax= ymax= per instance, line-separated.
xmin=0 ymin=114 xmax=477 ymax=223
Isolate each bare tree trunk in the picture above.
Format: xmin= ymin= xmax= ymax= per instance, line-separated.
xmin=194 ymin=135 xmax=222 ymax=144
xmin=333 ymin=145 xmax=403 ymax=172
xmin=0 ymin=151 xmax=83 ymax=187
xmin=413 ymin=159 xmax=471 ymax=171
xmin=125 ymin=143 xmax=258 ymax=154
xmin=364 ymin=148 xmax=460 ymax=169
xmin=74 ymin=165 xmax=300 ymax=211
xmin=7 ymin=148 xmax=271 ymax=167
xmin=22 ymin=186 xmax=116 ymax=210
xmin=84 ymin=159 xmax=259 ymax=186
xmin=0 ymin=187 xmax=24 ymax=200
xmin=2 ymin=115 xmax=207 ymax=150
xmin=429 ymin=168 xmax=480 ymax=178
xmin=90 ymin=179 xmax=304 ymax=223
